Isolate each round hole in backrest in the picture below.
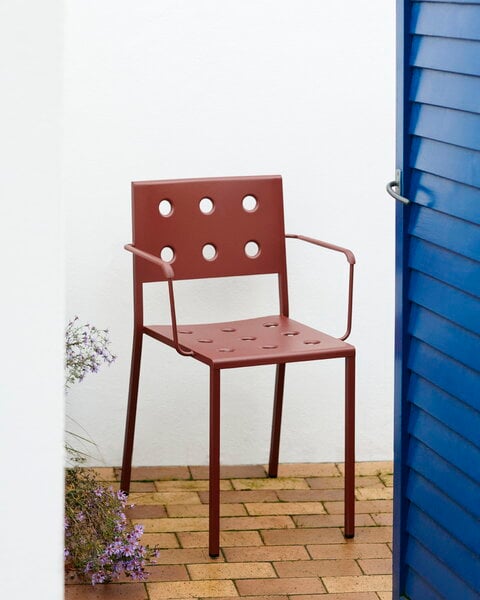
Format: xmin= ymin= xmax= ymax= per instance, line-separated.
xmin=160 ymin=246 xmax=175 ymax=263
xmin=158 ymin=199 xmax=173 ymax=217
xmin=199 ymin=197 xmax=214 ymax=214
xmin=242 ymin=195 xmax=258 ymax=212
xmin=245 ymin=240 xmax=260 ymax=259
xmin=202 ymin=243 xmax=217 ymax=261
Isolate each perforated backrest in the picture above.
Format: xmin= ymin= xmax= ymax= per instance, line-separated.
xmin=131 ymin=175 xmax=288 ymax=284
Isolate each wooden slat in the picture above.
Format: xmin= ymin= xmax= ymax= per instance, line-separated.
xmin=411 ymin=2 xmax=480 ymax=41
xmin=408 ymin=407 xmax=480 ymax=483
xmin=409 ymin=374 xmax=480 ymax=448
xmin=411 ymin=35 xmax=480 ymax=76
xmin=408 ymin=237 xmax=480 ymax=298
xmin=409 ymin=171 xmax=480 ymax=224
xmin=408 ymin=203 xmax=480 ymax=261
xmin=410 ymin=103 xmax=480 ymax=151
xmin=409 ymin=271 xmax=480 ymax=335
xmin=406 ymin=538 xmax=480 ymax=600
xmin=408 ymin=439 xmax=480 ymax=518
xmin=407 ymin=505 xmax=480 ymax=592
xmin=407 ymin=470 xmax=480 ymax=553
xmin=408 ymin=339 xmax=479 ymax=416
xmin=405 ymin=569 xmax=443 ymax=600
xmin=410 ymin=68 xmax=480 ymax=114
xmin=408 ymin=304 xmax=480 ymax=370
xmin=410 ymin=137 xmax=480 ymax=189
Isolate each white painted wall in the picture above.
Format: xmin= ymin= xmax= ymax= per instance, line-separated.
xmin=64 ymin=0 xmax=395 ymax=467
xmin=0 ymin=0 xmax=64 ymax=594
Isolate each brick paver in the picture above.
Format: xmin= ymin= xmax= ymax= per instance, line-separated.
xmin=66 ymin=461 xmax=393 ymax=599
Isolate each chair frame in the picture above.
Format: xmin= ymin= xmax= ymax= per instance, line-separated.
xmin=120 ymin=176 xmax=356 ymax=557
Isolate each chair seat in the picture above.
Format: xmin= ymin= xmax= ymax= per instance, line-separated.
xmin=144 ymin=315 xmax=354 ymax=368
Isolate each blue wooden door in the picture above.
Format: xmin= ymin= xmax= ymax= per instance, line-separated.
xmin=393 ymin=1 xmax=480 ymax=598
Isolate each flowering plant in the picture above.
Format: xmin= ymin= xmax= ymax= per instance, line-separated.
xmin=65 ymin=468 xmax=158 ymax=584
xmin=64 ymin=317 xmax=157 ymax=584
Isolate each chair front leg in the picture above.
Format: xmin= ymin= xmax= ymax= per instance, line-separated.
xmin=344 ymin=354 xmax=356 ymax=538
xmin=120 ymin=330 xmax=143 ymax=494
xmin=209 ymin=367 xmax=221 ymax=557
xmin=268 ymin=363 xmax=286 ymax=477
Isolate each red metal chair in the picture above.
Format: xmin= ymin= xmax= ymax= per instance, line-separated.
xmin=120 ymin=175 xmax=356 ymax=557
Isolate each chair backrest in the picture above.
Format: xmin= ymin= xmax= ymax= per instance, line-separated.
xmin=131 ymin=176 xmax=289 ymax=288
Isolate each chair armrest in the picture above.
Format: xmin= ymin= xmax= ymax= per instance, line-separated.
xmin=285 ymin=234 xmax=355 ymax=341
xmin=124 ymin=244 xmax=193 ymax=356
xmin=124 ymin=244 xmax=175 ymax=279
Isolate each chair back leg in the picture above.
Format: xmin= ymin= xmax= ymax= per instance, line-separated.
xmin=209 ymin=368 xmax=221 ymax=557
xmin=120 ymin=330 xmax=143 ymax=494
xmin=344 ymin=354 xmax=356 ymax=538
xmin=268 ymin=363 xmax=286 ymax=477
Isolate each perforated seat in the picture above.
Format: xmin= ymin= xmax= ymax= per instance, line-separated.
xmin=120 ymin=175 xmax=356 ymax=557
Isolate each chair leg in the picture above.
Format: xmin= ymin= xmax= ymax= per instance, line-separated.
xmin=209 ymin=368 xmax=221 ymax=558
xmin=344 ymin=354 xmax=356 ymax=538
xmin=268 ymin=363 xmax=286 ymax=478
xmin=120 ymin=330 xmax=143 ymax=495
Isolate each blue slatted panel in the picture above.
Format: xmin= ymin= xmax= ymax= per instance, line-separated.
xmin=405 ymin=537 xmax=480 ymax=600
xmin=409 ymin=171 xmax=480 ymax=224
xmin=408 ymin=304 xmax=480 ymax=371
xmin=406 ymin=470 xmax=480 ymax=553
xmin=410 ymin=68 xmax=480 ymax=114
xmin=409 ymin=271 xmax=480 ymax=335
xmin=409 ymin=374 xmax=480 ymax=447
xmin=397 ymin=3 xmax=480 ymax=596
xmin=408 ymin=238 xmax=480 ymax=297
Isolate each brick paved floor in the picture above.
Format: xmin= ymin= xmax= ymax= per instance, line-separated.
xmin=65 ymin=461 xmax=393 ymax=600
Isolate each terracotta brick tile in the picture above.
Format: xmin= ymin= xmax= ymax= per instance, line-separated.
xmin=307 ymin=543 xmax=392 ymax=560
xmin=188 ymin=561 xmax=276 ymax=580
xmin=371 ymin=513 xmax=393 ymax=526
xmin=343 ymin=527 xmax=393 ymax=544
xmin=65 ymin=583 xmax=147 ymax=599
xmin=221 ymin=515 xmax=295 ymax=530
xmin=276 ymin=489 xmax=344 ymax=502
xmin=307 ymin=476 xmax=383 ymax=490
xmin=274 ymin=559 xmax=362 ymax=577
xmin=232 ymin=477 xmax=309 ymax=491
xmin=179 ymin=530 xmax=263 ymax=548
xmin=294 ymin=514 xmax=375 ymax=528
xmin=355 ymin=487 xmax=393 ymax=501
xmin=145 ymin=564 xmax=189 ymax=581
xmin=133 ymin=516 xmax=209 ymax=533
xmin=322 ymin=574 xmax=392 ymax=593
xmin=324 ymin=500 xmax=392 ymax=515
xmin=89 ymin=467 xmax=117 ymax=481
xmin=337 ymin=462 xmax=393 ymax=477
xmin=116 ymin=466 xmax=191 ymax=481
xmin=147 ymin=579 xmax=238 ymax=598
xmin=167 ymin=503 xmax=247 ymax=518
xmin=190 ymin=465 xmax=267 ymax=479
xmin=155 ymin=480 xmax=232 ymax=491
xmin=274 ymin=463 xmax=341 ymax=478
xmin=129 ymin=491 xmax=201 ymax=505
xmin=291 ymin=594 xmax=378 ymax=600
xmin=379 ymin=474 xmax=393 ymax=487
xmin=141 ymin=532 xmax=179 ymax=548
xmin=261 ymin=528 xmax=345 ymax=546
xmin=246 ymin=502 xmax=326 ymax=516
xmin=110 ymin=481 xmax=158 ymax=492
xmin=126 ymin=504 xmax=167 ymax=519
xmin=155 ymin=547 xmax=225 ymax=564
xmin=236 ymin=577 xmax=326 ymax=595
xmin=205 ymin=597 xmax=287 ymax=600
xmin=358 ymin=558 xmax=392 ymax=575
xmin=199 ymin=490 xmax=279 ymax=504
xmin=223 ymin=545 xmax=309 ymax=562
xmin=377 ymin=592 xmax=392 ymax=600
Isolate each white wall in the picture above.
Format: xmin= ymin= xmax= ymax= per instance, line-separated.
xmin=0 ymin=0 xmax=64 ymax=595
xmin=64 ymin=0 xmax=395 ymax=467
